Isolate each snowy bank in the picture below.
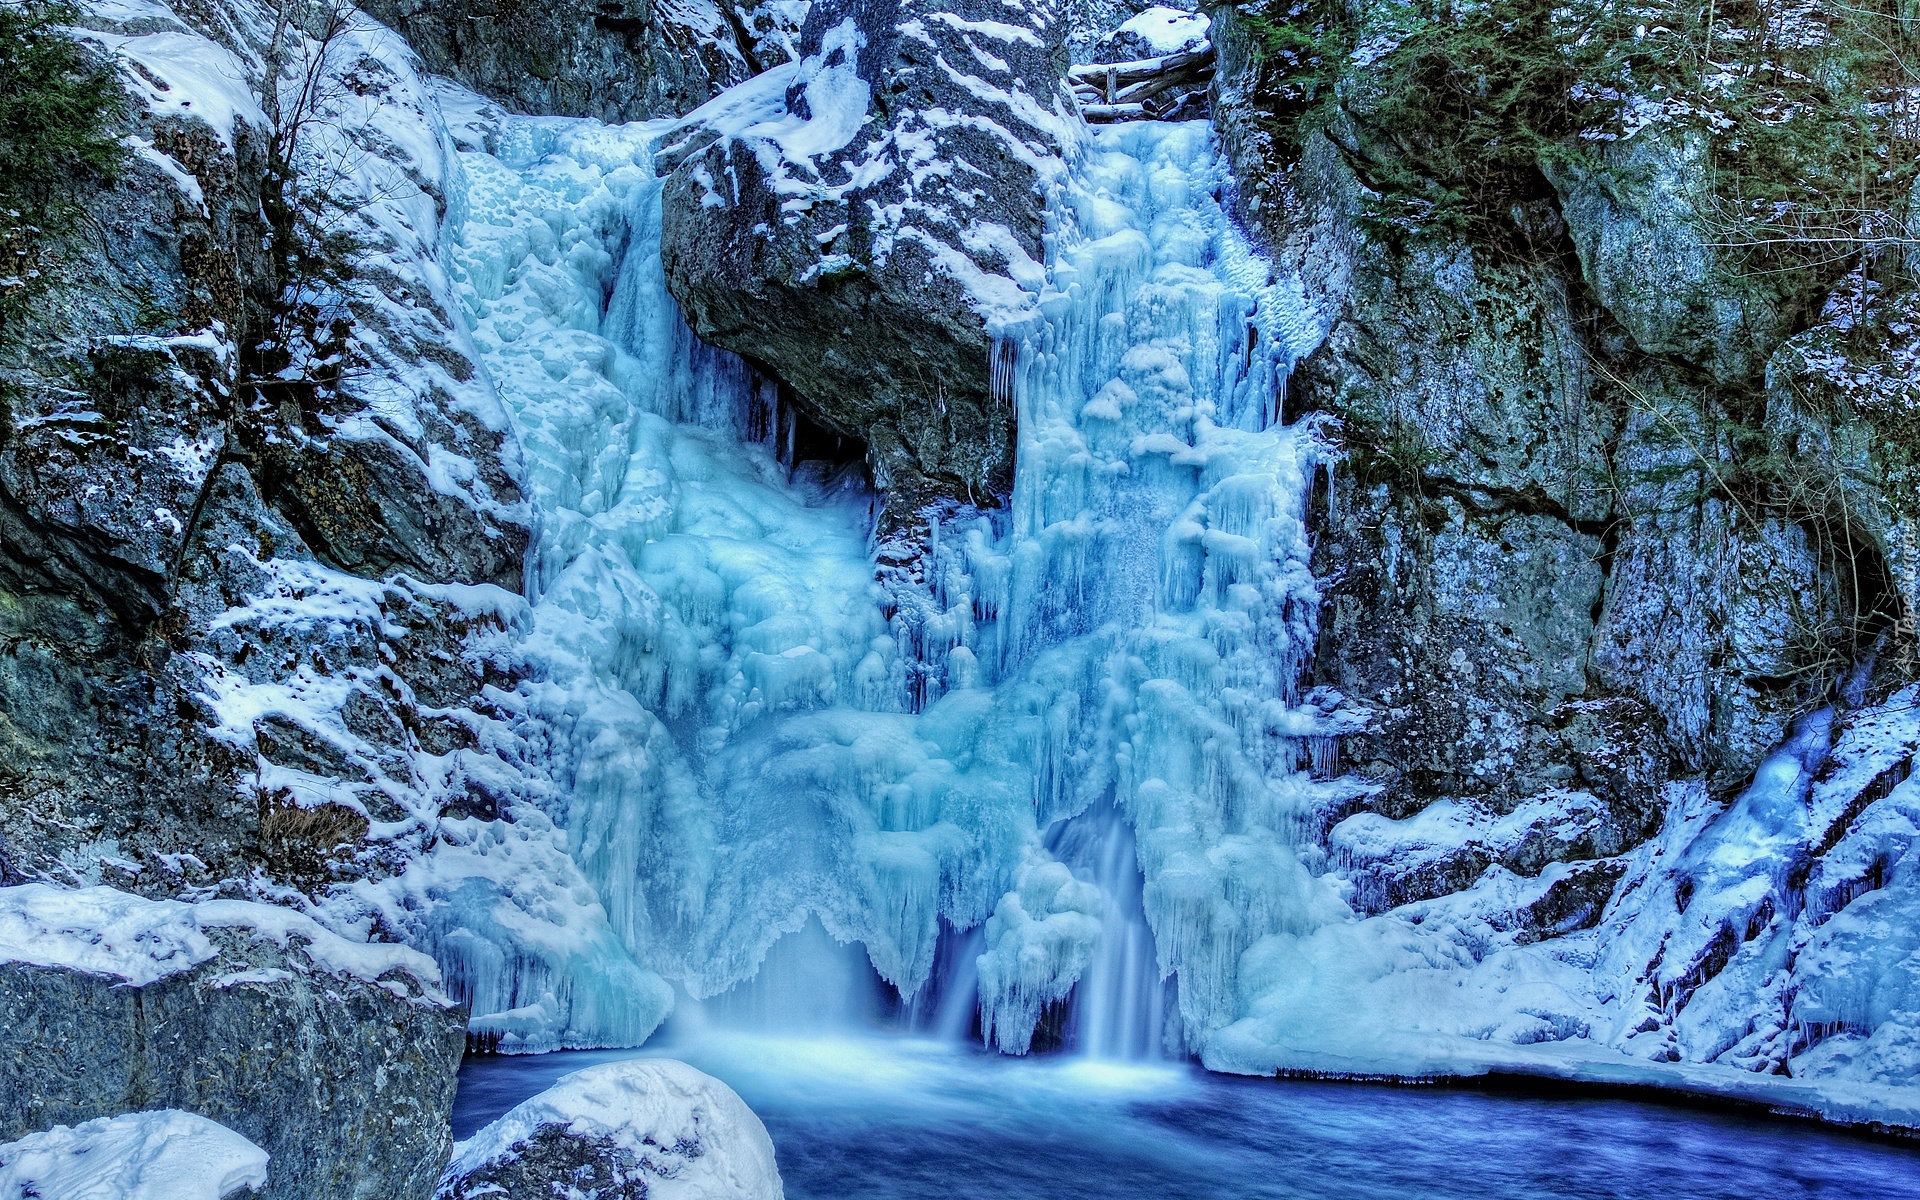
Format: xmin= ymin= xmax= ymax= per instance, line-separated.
xmin=0 ymin=1110 xmax=267 ymax=1200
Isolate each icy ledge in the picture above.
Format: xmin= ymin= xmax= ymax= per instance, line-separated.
xmin=0 ymin=885 xmax=447 ymax=1003
xmin=0 ymin=1111 xmax=267 ymax=1200
xmin=438 ymin=1060 xmax=784 ymax=1200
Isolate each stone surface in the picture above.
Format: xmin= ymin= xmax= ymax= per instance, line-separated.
xmin=0 ymin=885 xmax=466 ymax=1200
xmin=356 ymin=0 xmax=785 ymax=122
xmin=0 ymin=0 xmax=530 ymax=897
xmin=659 ymin=0 xmax=1077 ymax=539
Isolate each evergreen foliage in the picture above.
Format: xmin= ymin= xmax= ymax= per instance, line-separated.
xmin=0 ymin=0 xmax=126 ymax=315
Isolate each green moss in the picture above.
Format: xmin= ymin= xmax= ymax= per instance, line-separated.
xmin=0 ymin=0 xmax=128 ymax=320
xmin=1242 ymin=0 xmax=1919 ymax=275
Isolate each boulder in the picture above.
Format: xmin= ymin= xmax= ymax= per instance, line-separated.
xmin=438 ymin=1059 xmax=783 ymax=1200
xmin=659 ymin=0 xmax=1077 ymax=539
xmin=0 ymin=885 xmax=466 ymax=1200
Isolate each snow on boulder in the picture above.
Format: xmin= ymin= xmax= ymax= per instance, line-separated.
xmin=659 ymin=0 xmax=1079 ymax=541
xmin=0 ymin=1110 xmax=267 ymax=1200
xmin=0 ymin=885 xmax=466 ymax=1200
xmin=1088 ymin=6 xmax=1207 ymax=60
xmin=438 ymin=1059 xmax=783 ymax=1200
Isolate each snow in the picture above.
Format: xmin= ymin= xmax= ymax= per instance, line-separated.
xmin=668 ymin=19 xmax=872 ymax=204
xmin=0 ymin=884 xmax=447 ymax=1003
xmin=1109 ymin=7 xmax=1209 ymax=54
xmin=443 ymin=1059 xmax=782 ymax=1200
xmin=0 ymin=885 xmax=215 ymax=987
xmin=0 ymin=1111 xmax=268 ymax=1200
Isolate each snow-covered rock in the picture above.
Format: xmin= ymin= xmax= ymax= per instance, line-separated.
xmin=0 ymin=885 xmax=464 ymax=1200
xmin=1204 ymin=687 xmax=1920 ymax=1132
xmin=0 ymin=1111 xmax=267 ymax=1200
xmin=437 ymin=1060 xmax=783 ymax=1200
xmin=659 ymin=0 xmax=1079 ymax=539
xmin=1086 ymin=6 xmax=1206 ymax=60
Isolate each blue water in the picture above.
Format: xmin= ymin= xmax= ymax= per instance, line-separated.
xmin=452 ymin=1035 xmax=1920 ymax=1199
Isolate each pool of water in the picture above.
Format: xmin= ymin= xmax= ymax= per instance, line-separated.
xmin=453 ymin=1035 xmax=1920 ymax=1199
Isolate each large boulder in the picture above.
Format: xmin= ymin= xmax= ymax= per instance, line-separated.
xmin=437 ymin=1059 xmax=783 ymax=1200
xmin=0 ymin=1110 xmax=267 ymax=1200
xmin=0 ymin=885 xmax=466 ymax=1200
xmin=659 ymin=0 xmax=1077 ymax=540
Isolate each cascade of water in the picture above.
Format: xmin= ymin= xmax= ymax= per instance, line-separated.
xmin=437 ymin=93 xmax=1341 ymax=1058
xmin=1047 ymin=805 xmax=1170 ymax=1059
xmin=948 ymin=118 xmax=1339 ymax=1057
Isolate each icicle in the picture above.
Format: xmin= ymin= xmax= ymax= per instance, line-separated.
xmin=990 ymin=336 xmax=1018 ymax=407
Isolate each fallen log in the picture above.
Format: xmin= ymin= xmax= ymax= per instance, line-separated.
xmin=1065 ymin=42 xmax=1213 ymax=90
xmin=1074 ymin=64 xmax=1213 ymax=107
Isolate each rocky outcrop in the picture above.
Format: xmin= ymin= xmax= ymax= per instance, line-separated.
xmin=0 ymin=1110 xmax=268 ymax=1200
xmin=0 ymin=885 xmax=466 ymax=1200
xmin=1200 ymin=0 xmax=1920 ymax=1102
xmin=1209 ymin=0 xmax=1906 ymax=819
xmin=357 ymin=0 xmax=790 ymax=122
xmin=659 ymin=0 xmax=1077 ymax=540
xmin=0 ymin=0 xmax=530 ymax=902
xmin=437 ymin=1059 xmax=784 ymax=1200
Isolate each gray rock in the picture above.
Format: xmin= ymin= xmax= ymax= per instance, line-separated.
xmin=1544 ymin=131 xmax=1781 ymax=384
xmin=0 ymin=0 xmax=531 ymax=896
xmin=357 ymin=0 xmax=774 ymax=122
xmin=0 ymin=885 xmax=466 ymax=1200
xmin=659 ymin=0 xmax=1075 ymax=539
xmin=1206 ymin=0 xmax=1906 ymax=923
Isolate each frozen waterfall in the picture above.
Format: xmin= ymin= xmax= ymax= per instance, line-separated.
xmin=435 ymin=96 xmax=1350 ymax=1060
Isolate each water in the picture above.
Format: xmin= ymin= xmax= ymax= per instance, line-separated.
xmin=452 ymin=1037 xmax=1920 ymax=1199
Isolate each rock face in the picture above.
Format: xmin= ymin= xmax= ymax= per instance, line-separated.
xmin=0 ymin=885 xmax=466 ymax=1200
xmin=659 ymin=0 xmax=1077 ymax=539
xmin=1209 ymin=0 xmax=1910 ymax=822
xmin=1199 ymin=0 xmax=1920 ymax=1102
xmin=356 ymin=0 xmax=793 ymax=122
xmin=0 ymin=0 xmax=533 ymax=909
xmin=0 ymin=1110 xmax=269 ymax=1200
xmin=437 ymin=1059 xmax=784 ymax=1200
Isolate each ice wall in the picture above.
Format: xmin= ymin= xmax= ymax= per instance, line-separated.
xmin=437 ymin=80 xmax=1349 ymax=1056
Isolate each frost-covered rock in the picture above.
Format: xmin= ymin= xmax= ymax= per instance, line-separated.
xmin=1203 ymin=688 xmax=1920 ymax=1131
xmin=1545 ymin=129 xmax=1783 ymax=384
xmin=660 ymin=0 xmax=1078 ymax=537
xmin=0 ymin=885 xmax=465 ymax=1200
xmin=0 ymin=0 xmax=528 ymax=899
xmin=436 ymin=1060 xmax=783 ymax=1200
xmin=0 ymin=1111 xmax=267 ymax=1200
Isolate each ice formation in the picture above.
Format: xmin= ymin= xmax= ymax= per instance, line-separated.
xmin=0 ymin=1111 xmax=268 ymax=1200
xmin=421 ymin=64 xmax=1354 ymax=1057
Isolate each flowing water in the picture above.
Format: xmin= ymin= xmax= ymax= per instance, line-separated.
xmin=452 ymin=1036 xmax=1920 ymax=1200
